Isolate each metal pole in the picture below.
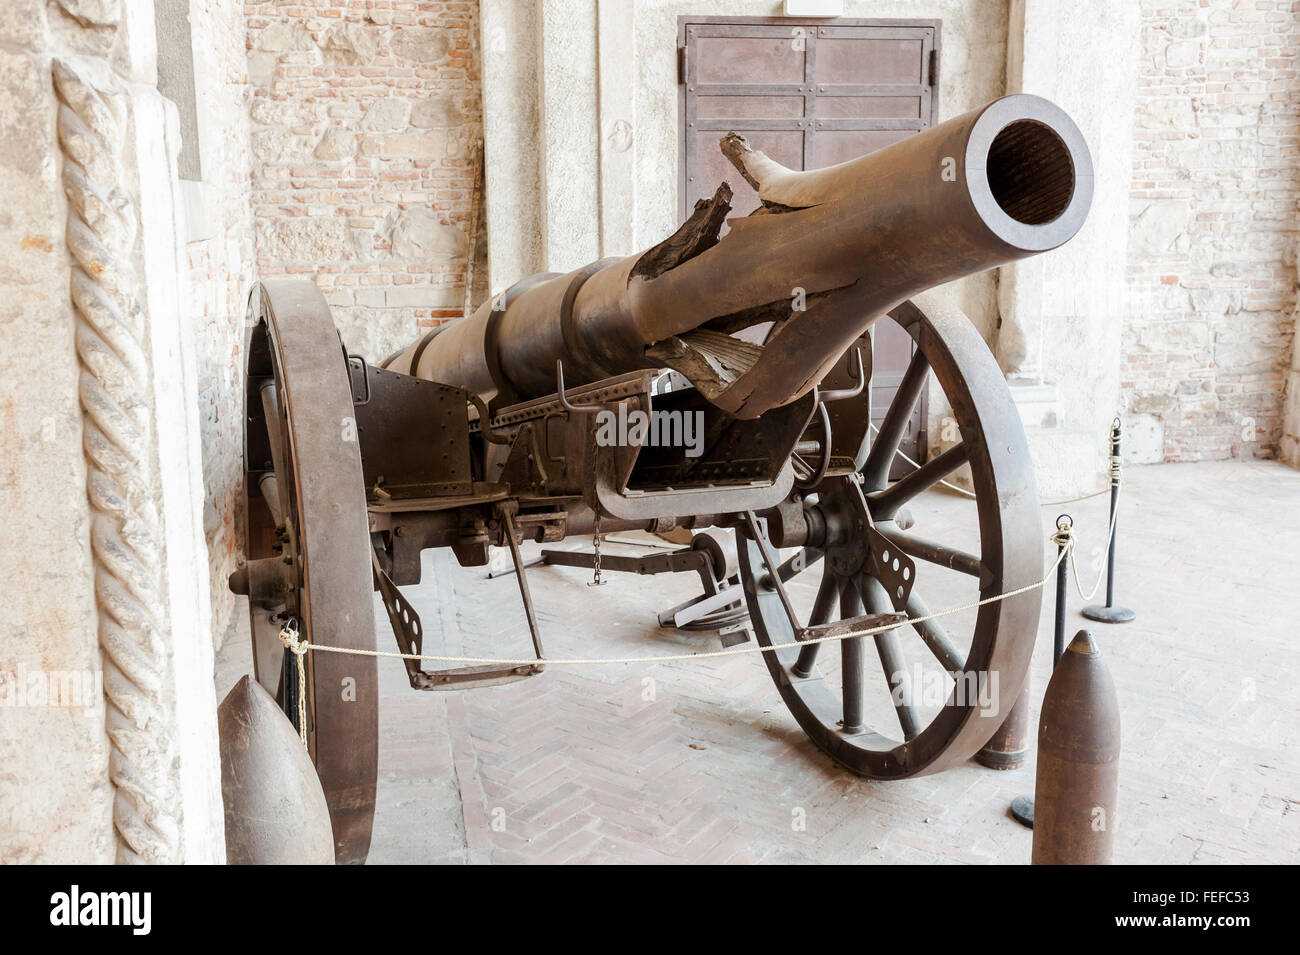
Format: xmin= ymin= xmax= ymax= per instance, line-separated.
xmin=1083 ymin=418 xmax=1135 ymax=623
xmin=1053 ymin=514 xmax=1071 ymax=666
xmin=840 ymin=579 xmax=865 ymax=735
xmin=1010 ymin=516 xmax=1072 ymax=828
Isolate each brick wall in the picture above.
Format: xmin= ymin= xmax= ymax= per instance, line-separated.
xmin=1124 ymin=0 xmax=1299 ymax=462
xmin=245 ymin=1 xmax=483 ymax=362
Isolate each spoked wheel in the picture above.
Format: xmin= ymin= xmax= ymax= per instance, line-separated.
xmin=738 ymin=291 xmax=1041 ymax=778
xmin=240 ymin=279 xmax=378 ymax=863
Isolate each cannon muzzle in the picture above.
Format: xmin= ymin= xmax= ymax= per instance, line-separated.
xmin=389 ymin=93 xmax=1091 ymax=418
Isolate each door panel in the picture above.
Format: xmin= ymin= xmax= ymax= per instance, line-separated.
xmin=808 ymin=128 xmax=913 ymax=167
xmin=680 ymin=17 xmax=938 ymax=470
xmin=687 ymin=128 xmax=803 ymax=221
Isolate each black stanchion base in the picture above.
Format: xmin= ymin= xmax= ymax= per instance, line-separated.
xmin=1081 ymin=603 xmax=1135 ymax=623
xmin=1010 ymin=795 xmax=1034 ymax=829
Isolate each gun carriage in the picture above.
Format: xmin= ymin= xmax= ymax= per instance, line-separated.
xmin=232 ymin=94 xmax=1092 ymax=862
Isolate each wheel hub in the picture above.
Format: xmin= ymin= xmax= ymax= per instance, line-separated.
xmin=812 ymin=480 xmax=872 ymax=579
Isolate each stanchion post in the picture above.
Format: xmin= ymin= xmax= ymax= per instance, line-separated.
xmin=1053 ymin=514 xmax=1072 ymax=666
xmin=1083 ymin=417 xmax=1135 ymax=623
xmin=1009 ymin=516 xmax=1073 ymax=828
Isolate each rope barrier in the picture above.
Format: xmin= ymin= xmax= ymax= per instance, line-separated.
xmin=279 ymin=621 xmax=309 ymax=749
xmin=285 ymin=420 xmax=1124 ymax=672
xmin=297 ymin=538 xmax=1073 ymax=668
xmin=1062 ymin=483 xmax=1123 ymax=603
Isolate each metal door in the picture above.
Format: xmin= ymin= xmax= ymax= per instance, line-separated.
xmin=679 ymin=16 xmax=938 ymax=470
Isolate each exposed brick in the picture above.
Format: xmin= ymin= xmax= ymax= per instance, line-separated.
xmin=1125 ymin=1 xmax=1299 ymax=464
xmin=246 ymin=1 xmax=483 ymax=360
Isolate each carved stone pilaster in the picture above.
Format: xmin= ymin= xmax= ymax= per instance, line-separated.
xmin=54 ymin=55 xmax=181 ymax=864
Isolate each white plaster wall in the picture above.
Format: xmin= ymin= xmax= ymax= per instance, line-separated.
xmin=481 ymin=0 xmax=548 ymax=286
xmin=124 ymin=0 xmax=226 ymax=866
xmin=130 ymin=79 xmax=226 ymax=865
xmin=541 ymin=0 xmax=601 ymax=271
xmin=999 ymin=0 xmax=1141 ymax=486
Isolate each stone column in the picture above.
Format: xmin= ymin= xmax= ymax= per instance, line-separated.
xmin=480 ymin=0 xmax=548 ymax=291
xmin=539 ymin=0 xmax=601 ymax=271
xmin=996 ymin=0 xmax=1141 ymax=497
xmin=596 ymin=0 xmax=637 ymax=258
xmin=480 ymin=0 xmax=626 ymax=288
xmin=1282 ymin=252 xmax=1300 ymax=467
xmin=0 ymin=0 xmax=222 ymax=863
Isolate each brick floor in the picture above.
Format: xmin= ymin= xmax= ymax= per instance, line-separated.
xmin=216 ymin=460 xmax=1300 ymax=863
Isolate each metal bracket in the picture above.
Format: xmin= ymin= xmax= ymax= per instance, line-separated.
xmin=847 ymin=476 xmax=916 ymax=612
xmin=468 ymin=392 xmax=510 ymax=444
xmin=556 ymin=360 xmax=606 ymax=415
xmin=347 ymin=354 xmax=372 ymax=405
xmin=815 ymin=347 xmax=865 ymax=404
xmin=538 ymin=537 xmax=752 ymax=647
xmin=371 ymin=529 xmax=544 ymax=691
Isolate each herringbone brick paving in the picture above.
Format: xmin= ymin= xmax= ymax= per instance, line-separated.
xmin=216 ymin=461 xmax=1300 ymax=863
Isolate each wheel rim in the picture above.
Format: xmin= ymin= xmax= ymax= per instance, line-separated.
xmin=739 ymin=292 xmax=1042 ymax=778
xmin=242 ymin=279 xmax=378 ymax=863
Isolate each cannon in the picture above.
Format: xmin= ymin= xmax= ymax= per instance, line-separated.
xmin=233 ymin=93 xmax=1092 ymax=863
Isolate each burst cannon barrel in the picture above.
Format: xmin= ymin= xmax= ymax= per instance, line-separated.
xmin=388 ymin=93 xmax=1091 ymax=418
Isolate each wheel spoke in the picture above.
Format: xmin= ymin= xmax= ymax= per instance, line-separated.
xmin=860 ymin=348 xmax=930 ymax=489
xmin=867 ymin=442 xmax=969 ymax=518
xmin=905 ymin=591 xmax=967 ymax=675
xmin=840 ymin=577 xmax=866 ymax=734
xmin=771 ymin=546 xmax=823 ymax=585
xmin=735 ymin=295 xmax=1042 ymax=780
xmin=860 ymin=576 xmax=923 ymax=741
xmin=876 ymin=527 xmax=982 ymax=577
xmin=259 ymin=379 xmax=292 ymax=524
xmin=257 ymin=472 xmax=285 ymax=529
xmin=793 ymin=568 xmax=837 ymax=677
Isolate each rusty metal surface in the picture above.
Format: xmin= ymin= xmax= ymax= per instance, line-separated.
xmin=218 ymin=676 xmax=335 ymax=865
xmin=353 ymin=364 xmax=473 ymax=500
xmin=388 ymin=94 xmax=1090 ymax=422
xmin=241 ymin=279 xmax=378 ymax=864
xmin=975 ymin=682 xmax=1031 ymax=770
xmin=229 ymin=90 xmax=1093 ymax=826
xmin=1032 ymin=631 xmax=1121 ymax=864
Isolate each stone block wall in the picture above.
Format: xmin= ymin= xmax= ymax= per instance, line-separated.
xmin=245 ymin=1 xmax=483 ymax=362
xmin=1124 ymin=0 xmax=1299 ymax=462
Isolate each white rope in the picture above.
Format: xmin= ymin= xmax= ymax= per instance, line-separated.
xmin=279 ymin=622 xmax=310 ymax=750
xmin=300 ymin=535 xmax=1073 ymax=668
xmin=1062 ymin=483 xmax=1123 ymax=603
xmin=295 ymin=424 xmax=1124 ymax=670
